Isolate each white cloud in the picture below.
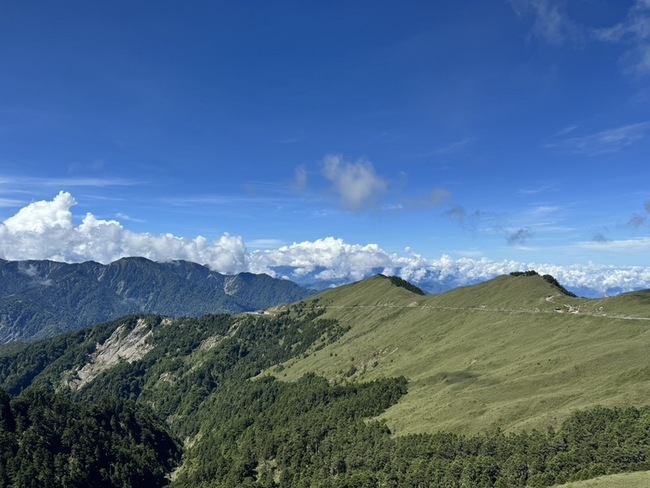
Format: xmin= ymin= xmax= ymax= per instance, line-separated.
xmin=513 ymin=0 xmax=650 ymax=76
xmin=322 ymin=154 xmax=387 ymax=211
xmin=3 ymin=191 xmax=75 ymax=233
xmin=251 ymin=237 xmax=393 ymax=282
xmin=2 ymin=192 xmax=650 ymax=296
xmin=580 ymin=237 xmax=650 ymax=252
xmin=545 ymin=122 xmax=650 ymax=155
xmin=509 ymin=0 xmax=575 ymax=45
xmin=595 ymin=0 xmax=650 ymax=76
xmin=413 ymin=188 xmax=453 ymax=208
xmin=0 ymin=174 xmax=136 ymax=188
xmin=0 ymin=198 xmax=25 ymax=208
xmin=0 ymin=192 xmax=250 ymax=274
xmin=292 ymin=165 xmax=308 ymax=192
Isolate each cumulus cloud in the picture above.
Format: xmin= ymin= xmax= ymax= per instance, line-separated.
xmin=2 ymin=192 xmax=650 ymax=297
xmin=254 ymin=239 xmax=650 ymax=296
xmin=3 ymin=191 xmax=75 ymax=234
xmin=0 ymin=192 xmax=250 ymax=274
xmin=322 ymin=154 xmax=387 ymax=211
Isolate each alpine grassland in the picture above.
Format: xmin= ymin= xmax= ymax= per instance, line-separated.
xmin=552 ymin=470 xmax=650 ymax=487
xmin=2 ymin=272 xmax=650 ymax=486
xmin=270 ymin=273 xmax=650 ymax=436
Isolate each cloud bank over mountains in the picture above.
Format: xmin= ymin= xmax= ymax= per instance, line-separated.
xmin=1 ymin=192 xmax=649 ymax=297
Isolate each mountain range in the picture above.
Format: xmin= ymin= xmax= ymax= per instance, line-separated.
xmin=1 ymin=271 xmax=649 ymax=486
xmin=0 ymin=257 xmax=313 ymax=343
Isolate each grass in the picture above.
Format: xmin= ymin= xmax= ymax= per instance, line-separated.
xmin=269 ymin=274 xmax=650 ymax=436
xmin=551 ymin=471 xmax=650 ymax=487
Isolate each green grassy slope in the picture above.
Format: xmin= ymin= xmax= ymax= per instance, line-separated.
xmin=271 ymin=274 xmax=650 ymax=436
xmin=552 ymin=470 xmax=650 ymax=487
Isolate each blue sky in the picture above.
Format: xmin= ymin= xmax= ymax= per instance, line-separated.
xmin=1 ymin=1 xmax=650 ymax=293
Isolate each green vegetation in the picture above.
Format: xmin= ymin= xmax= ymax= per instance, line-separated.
xmin=0 ymin=257 xmax=313 ymax=343
xmin=552 ymin=471 xmax=650 ymax=487
xmin=386 ymin=274 xmax=426 ymax=295
xmin=0 ymin=272 xmax=649 ymax=486
xmin=273 ymin=273 xmax=650 ymax=436
xmin=175 ymin=398 xmax=650 ymax=487
xmin=0 ymin=387 xmax=180 ymax=487
xmin=510 ymin=270 xmax=578 ymax=297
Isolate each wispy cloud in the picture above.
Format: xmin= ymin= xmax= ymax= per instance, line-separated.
xmin=322 ymin=154 xmax=387 ymax=211
xmin=67 ymin=159 xmax=106 ymax=174
xmin=0 ymin=198 xmax=24 ymax=208
xmin=518 ymin=183 xmax=556 ymax=195
xmin=0 ymin=174 xmax=137 ymax=188
xmin=527 ymin=205 xmax=560 ymax=219
xmin=629 ymin=214 xmax=647 ymax=228
xmin=507 ymin=227 xmax=534 ymax=246
xmin=436 ymin=138 xmax=475 ymax=155
xmin=627 ymin=200 xmax=650 ymax=228
xmin=580 ymin=237 xmax=650 ymax=252
xmin=412 ymin=188 xmax=453 ymax=208
xmin=443 ymin=205 xmax=484 ymax=232
xmin=544 ymin=122 xmax=650 ymax=155
xmin=509 ymin=0 xmax=576 ymax=45
xmin=247 ymin=238 xmax=286 ymax=250
xmin=594 ymin=0 xmax=650 ymax=76
xmin=592 ymin=232 xmax=609 ymax=243
xmin=115 ymin=213 xmax=145 ymax=224
xmin=512 ymin=0 xmax=650 ymax=77
xmin=162 ymin=195 xmax=256 ymax=207
xmin=292 ymin=165 xmax=308 ymax=192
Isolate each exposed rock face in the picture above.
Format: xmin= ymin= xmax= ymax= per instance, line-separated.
xmin=67 ymin=318 xmax=154 ymax=391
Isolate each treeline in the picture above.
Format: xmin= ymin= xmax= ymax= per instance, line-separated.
xmin=510 ymin=271 xmax=577 ymax=297
xmin=2 ymin=307 xmax=650 ymax=486
xmin=174 ymin=372 xmax=650 ymax=487
xmin=0 ymin=387 xmax=180 ymax=487
xmin=73 ymin=308 xmax=349 ymax=439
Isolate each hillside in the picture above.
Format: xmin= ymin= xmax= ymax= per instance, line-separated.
xmin=553 ymin=471 xmax=650 ymax=487
xmin=272 ymin=273 xmax=650 ymax=435
xmin=1 ymin=272 xmax=650 ymax=486
xmin=0 ymin=257 xmax=313 ymax=343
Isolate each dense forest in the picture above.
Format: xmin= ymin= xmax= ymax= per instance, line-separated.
xmin=0 ymin=388 xmax=179 ymax=487
xmin=1 ymin=297 xmax=649 ymax=486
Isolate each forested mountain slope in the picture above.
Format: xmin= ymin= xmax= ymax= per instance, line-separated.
xmin=1 ymin=273 xmax=650 ymax=486
xmin=0 ymin=257 xmax=313 ymax=343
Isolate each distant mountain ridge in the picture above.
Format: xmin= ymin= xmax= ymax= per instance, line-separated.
xmin=0 ymin=257 xmax=314 ymax=343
